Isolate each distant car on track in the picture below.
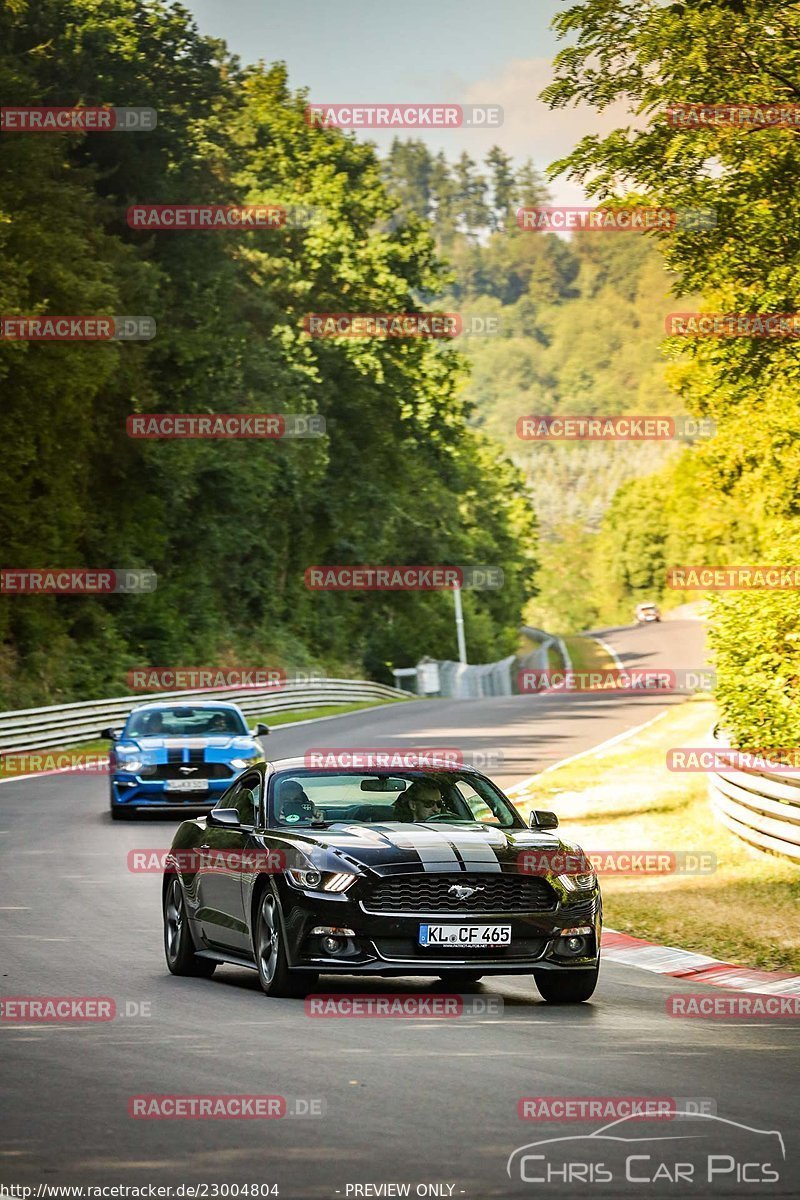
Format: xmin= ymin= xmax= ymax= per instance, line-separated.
xmin=161 ymin=759 xmax=602 ymax=1002
xmin=104 ymin=701 xmax=268 ymax=819
xmin=635 ymin=601 xmax=661 ymax=623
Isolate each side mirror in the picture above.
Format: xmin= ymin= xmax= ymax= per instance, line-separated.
xmin=254 ymin=723 xmax=270 ymax=737
xmin=207 ymin=808 xmax=241 ymax=828
xmin=529 ymin=809 xmax=559 ymax=830
xmin=101 ymin=727 xmax=122 ymax=741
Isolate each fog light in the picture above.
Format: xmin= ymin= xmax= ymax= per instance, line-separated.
xmin=565 ymin=936 xmax=586 ymax=954
xmin=321 ymin=936 xmax=344 ymax=954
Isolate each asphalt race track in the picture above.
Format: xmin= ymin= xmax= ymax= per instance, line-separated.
xmin=2 ymin=619 xmax=798 ymax=1198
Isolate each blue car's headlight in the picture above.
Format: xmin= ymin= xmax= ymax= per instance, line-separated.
xmin=118 ymin=757 xmax=145 ymax=773
xmin=231 ymin=756 xmax=259 ymax=770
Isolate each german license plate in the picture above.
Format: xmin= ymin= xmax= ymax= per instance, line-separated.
xmin=419 ymin=924 xmax=511 ymax=948
xmin=166 ymin=779 xmax=208 ymax=793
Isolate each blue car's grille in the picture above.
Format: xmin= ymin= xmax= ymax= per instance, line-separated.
xmin=148 ymin=762 xmax=233 ymax=780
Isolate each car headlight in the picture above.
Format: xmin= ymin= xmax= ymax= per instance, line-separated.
xmin=557 ymin=870 xmax=597 ymax=892
xmin=231 ymin=756 xmax=259 ymax=770
xmin=118 ymin=757 xmax=145 ymax=774
xmin=286 ymin=869 xmax=357 ymax=892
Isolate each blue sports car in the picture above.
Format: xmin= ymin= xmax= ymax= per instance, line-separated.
xmin=104 ymin=701 xmax=268 ymax=819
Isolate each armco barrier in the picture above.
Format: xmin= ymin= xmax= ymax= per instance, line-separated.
xmin=0 ymin=679 xmax=412 ymax=755
xmin=708 ymin=727 xmax=800 ymax=864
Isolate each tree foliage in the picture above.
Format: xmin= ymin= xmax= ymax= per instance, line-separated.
xmin=0 ymin=0 xmax=537 ymax=706
xmin=543 ymin=0 xmax=800 ymax=743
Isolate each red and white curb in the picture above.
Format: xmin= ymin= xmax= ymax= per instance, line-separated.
xmin=602 ymin=929 xmax=800 ymax=997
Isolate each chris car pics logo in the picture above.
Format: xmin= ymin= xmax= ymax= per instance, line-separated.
xmin=507 ymin=1113 xmax=785 ymax=1186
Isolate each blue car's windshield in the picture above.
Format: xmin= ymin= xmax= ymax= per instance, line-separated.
xmin=125 ymin=706 xmax=248 ymax=738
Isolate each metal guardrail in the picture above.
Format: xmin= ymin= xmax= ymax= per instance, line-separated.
xmin=708 ymin=727 xmax=800 ymax=864
xmin=0 ymin=679 xmax=412 ymax=754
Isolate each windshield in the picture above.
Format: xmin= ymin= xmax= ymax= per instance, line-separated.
xmin=269 ymin=771 xmax=523 ymax=829
xmin=125 ymin=706 xmax=248 ymax=738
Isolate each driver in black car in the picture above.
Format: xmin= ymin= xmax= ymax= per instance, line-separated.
xmin=277 ymin=779 xmax=318 ymax=824
xmin=393 ymin=779 xmax=446 ymax=822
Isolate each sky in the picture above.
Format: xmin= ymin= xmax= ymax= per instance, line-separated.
xmin=182 ymin=0 xmax=634 ymax=205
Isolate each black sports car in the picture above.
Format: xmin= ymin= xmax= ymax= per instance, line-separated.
xmin=162 ymin=758 xmax=602 ymax=1002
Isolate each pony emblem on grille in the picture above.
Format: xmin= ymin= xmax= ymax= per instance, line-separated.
xmin=448 ymin=884 xmax=485 ymax=901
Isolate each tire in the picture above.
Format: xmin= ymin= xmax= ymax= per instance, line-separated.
xmin=163 ymin=877 xmax=216 ymax=977
xmin=255 ymin=890 xmax=316 ymax=998
xmin=533 ymin=966 xmax=599 ymax=1004
xmin=110 ymin=805 xmax=133 ymax=820
xmin=438 ymin=972 xmax=483 ymax=987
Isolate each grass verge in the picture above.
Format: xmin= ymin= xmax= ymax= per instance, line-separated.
xmin=511 ymin=696 xmax=800 ymax=972
xmin=561 ymin=633 xmax=618 ymax=674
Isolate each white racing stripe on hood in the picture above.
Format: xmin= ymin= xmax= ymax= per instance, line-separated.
xmin=449 ymin=836 xmax=503 ymax=872
xmin=382 ymin=826 xmax=460 ymax=870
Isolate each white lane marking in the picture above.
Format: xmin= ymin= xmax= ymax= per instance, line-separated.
xmin=0 ymin=935 xmax=74 ymax=940
xmin=0 ymin=907 xmax=30 ymax=910
xmin=593 ymin=635 xmax=624 ymax=671
xmin=0 ymin=763 xmax=107 ymax=785
xmin=505 ymin=708 xmax=674 ymax=797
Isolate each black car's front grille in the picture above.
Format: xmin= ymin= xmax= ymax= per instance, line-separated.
xmin=149 ymin=762 xmax=233 ymax=780
xmin=362 ymin=872 xmax=557 ymax=914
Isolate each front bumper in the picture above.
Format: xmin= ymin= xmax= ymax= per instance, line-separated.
xmin=111 ymin=775 xmax=232 ymax=809
xmin=276 ymin=881 xmax=601 ymax=976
